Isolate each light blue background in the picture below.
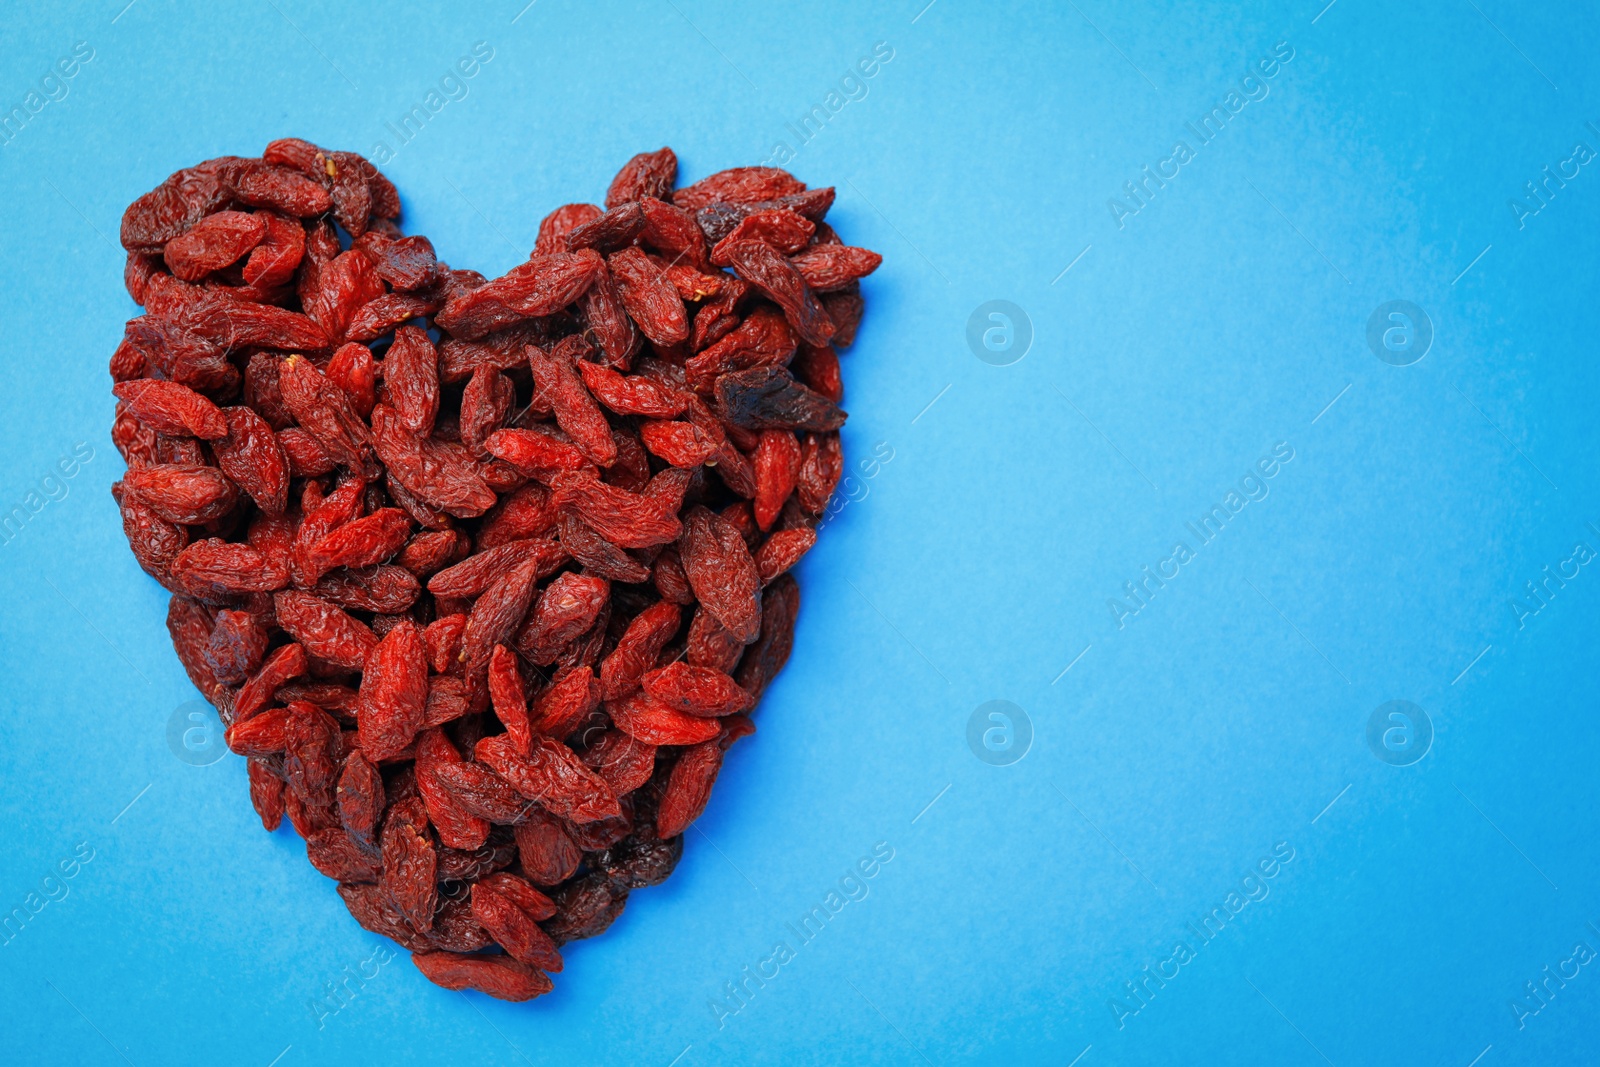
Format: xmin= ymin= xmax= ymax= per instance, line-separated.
xmin=1 ymin=1 xmax=1597 ymax=1064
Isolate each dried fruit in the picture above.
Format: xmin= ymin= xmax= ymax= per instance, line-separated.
xmin=606 ymin=689 xmax=722 ymax=746
xmin=356 ymin=619 xmax=427 ymax=760
xmin=411 ymin=951 xmax=553 ymax=1002
xmin=382 ymin=796 xmax=438 ymax=931
xmin=275 ymin=589 xmax=377 ymax=671
xmin=678 ymin=506 xmax=762 ymax=642
xmin=112 ymin=379 xmax=229 ymax=440
xmin=162 ymin=210 xmax=266 ymax=280
xmin=641 ymin=662 xmax=753 ymax=717
xmin=656 ymin=739 xmax=725 ymax=839
xmin=475 ymin=734 xmax=621 ymax=825
xmin=526 ymin=341 xmax=617 ymax=466
xmin=606 ymin=147 xmax=677 ymax=208
xmin=471 ymin=882 xmax=563 ymax=971
xmin=110 ymin=142 xmax=877 ymax=998
xmin=607 ymin=247 xmax=688 ymax=346
xmin=514 ymin=807 xmax=584 ymax=886
xmin=719 ymin=241 xmax=836 ymax=346
xmin=416 ymin=728 xmax=490 ymax=850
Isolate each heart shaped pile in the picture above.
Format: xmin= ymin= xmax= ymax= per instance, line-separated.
xmin=108 ymin=140 xmax=880 ymax=1000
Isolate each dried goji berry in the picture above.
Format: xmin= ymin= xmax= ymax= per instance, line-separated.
xmin=410 ymin=951 xmax=553 ymax=1002
xmin=737 ymin=573 xmax=801 ymax=699
xmin=248 ymin=758 xmax=286 ymax=831
xmin=278 ymin=355 xmax=376 ymax=476
xmin=678 ymin=506 xmax=762 ymax=642
xmin=471 ymin=883 xmax=563 ymax=971
xmin=525 ymin=341 xmax=617 ymax=466
xmin=163 ymin=210 xmax=266 ymax=281
xmin=123 ymin=463 xmax=238 ymax=525
xmin=672 ymin=166 xmax=807 ymax=212
xmin=607 ymin=247 xmax=689 ymax=346
xmin=370 ymin=403 xmax=496 ymax=517
xmin=606 ymin=147 xmax=677 ymax=208
xmin=475 ymin=734 xmax=621 ymax=825
xmin=301 ymin=507 xmax=412 ymax=585
xmin=606 ymin=689 xmax=721 ymax=746
xmin=656 ymin=739 xmax=725 ymax=838
xmin=415 ymin=728 xmax=490 ymax=851
xmin=789 ymin=244 xmax=884 ymax=292
xmin=431 ymin=761 xmax=529 ymax=823
xmin=111 ymin=379 xmax=229 ymax=440
xmin=356 ymin=619 xmax=427 ymax=760
xmin=337 ymin=750 xmax=385 ymax=843
xmin=325 ymin=342 xmax=378 ymax=419
xmin=383 ymin=326 xmax=441 ymax=436
xmin=641 ymin=662 xmax=753 ymax=717
xmin=530 ymin=665 xmax=601 ymax=739
xmin=487 ymin=645 xmax=533 ymax=754
xmin=710 ymin=209 xmax=815 ymax=265
xmin=551 ymin=471 xmax=682 ymax=549
xmin=566 ymin=203 xmax=646 ymax=254
xmin=534 ymin=203 xmax=603 ymax=254
xmin=381 ymin=796 xmax=438 ymax=931
xmin=517 ymin=573 xmax=610 ymax=666
xmin=599 ymin=600 xmax=681 ymax=700
xmin=754 ymin=526 xmax=816 ymax=583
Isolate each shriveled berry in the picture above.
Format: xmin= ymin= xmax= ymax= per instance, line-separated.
xmin=606 ymin=689 xmax=722 ymax=746
xmin=535 ymin=203 xmax=602 ymax=254
xmin=755 ymin=527 xmax=816 ymax=583
xmin=752 ymin=429 xmax=801 ymax=530
xmin=672 ymin=166 xmax=807 ymax=212
xmin=301 ymin=507 xmax=412 ymax=585
xmin=789 ymin=244 xmax=884 ymax=292
xmin=526 ymin=342 xmax=616 ymax=466
xmin=381 ymin=796 xmax=438 ymax=932
xmin=656 ymin=739 xmax=726 ymax=838
xmin=487 ymin=645 xmax=533 ymax=754
xmin=599 ymin=600 xmax=681 ymax=700
xmin=608 ymin=247 xmax=688 ymax=346
xmin=248 ymin=758 xmax=286 ymax=831
xmin=415 ymin=728 xmax=490 ymax=850
xmin=531 ymin=666 xmax=601 ymax=739
xmin=518 ymin=573 xmax=609 ymax=666
xmin=337 ymin=751 xmax=385 ymax=843
xmin=471 ymin=883 xmax=563 ymax=971
xmin=410 ymin=951 xmax=553 ymax=1002
xmin=212 ymin=406 xmax=289 ymax=515
xmin=475 ymin=734 xmax=621 ymax=825
xmin=710 ymin=208 xmax=815 ymax=264
xmin=111 ymin=379 xmax=228 ymax=440
xmin=384 ymin=326 xmax=440 ymax=436
xmin=163 ymin=211 xmax=266 ymax=281
xmin=737 ymin=573 xmax=800 ymax=699
xmin=427 ymin=539 xmax=568 ymax=599
xmin=356 ymin=619 xmax=427 ymax=761
xmin=204 ymin=609 xmax=268 ymax=684
xmin=124 ymin=464 xmax=238 ymax=525
xmin=579 ymin=729 xmax=657 ymax=796
xmin=276 ymin=590 xmax=377 ymax=671
xmin=642 ymin=662 xmax=754 ymax=717
xmin=606 ymin=147 xmax=677 ymax=207
xmin=679 ymin=506 xmax=762 ymax=643
xmin=514 ymin=807 xmax=585 ymax=886
xmin=431 ymin=761 xmax=529 ymax=823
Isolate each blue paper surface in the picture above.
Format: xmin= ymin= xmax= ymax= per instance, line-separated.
xmin=1 ymin=1 xmax=1597 ymax=1063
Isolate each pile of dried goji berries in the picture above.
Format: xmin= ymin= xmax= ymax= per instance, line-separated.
xmin=109 ymin=140 xmax=879 ymax=1001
